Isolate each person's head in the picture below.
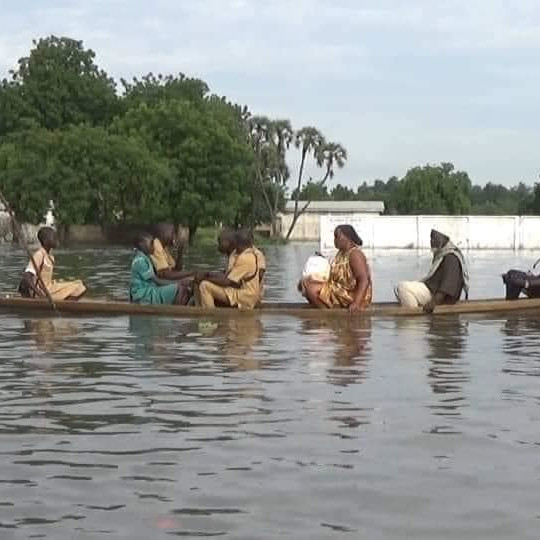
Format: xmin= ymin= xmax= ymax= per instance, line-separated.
xmin=37 ymin=227 xmax=58 ymax=250
xmin=152 ymin=223 xmax=175 ymax=247
xmin=430 ymin=229 xmax=449 ymax=252
xmin=334 ymin=225 xmax=363 ymax=251
xmin=217 ymin=229 xmax=237 ymax=255
xmin=235 ymin=229 xmax=253 ymax=253
xmin=134 ymin=232 xmax=154 ymax=256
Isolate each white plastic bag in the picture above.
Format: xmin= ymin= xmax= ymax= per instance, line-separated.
xmin=302 ymin=254 xmax=330 ymax=283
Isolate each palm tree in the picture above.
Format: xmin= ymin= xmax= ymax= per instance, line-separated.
xmin=272 ymin=119 xmax=294 ymax=157
xmin=294 ymin=127 xmax=325 ymax=194
xmin=268 ymin=120 xmax=293 ymax=234
xmin=286 ymin=139 xmax=348 ymax=239
xmin=247 ymin=117 xmax=291 ymax=236
xmin=247 ymin=116 xmax=271 ymax=228
xmin=316 ymin=142 xmax=347 ymax=182
xmin=285 ymin=127 xmax=325 ymax=239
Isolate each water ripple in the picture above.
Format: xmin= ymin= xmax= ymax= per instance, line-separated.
xmin=0 ymin=247 xmax=539 ymax=538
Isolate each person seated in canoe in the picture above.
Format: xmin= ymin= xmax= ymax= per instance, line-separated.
xmin=199 ymin=228 xmax=266 ymax=306
xmin=196 ymin=229 xmax=237 ymax=286
xmin=299 ymin=225 xmax=372 ymax=312
xmin=130 ymin=233 xmax=191 ymax=305
xmin=218 ymin=229 xmax=237 ymax=272
xmin=394 ymin=229 xmax=469 ymax=313
xmin=150 ymin=224 xmax=192 ymax=280
xmin=501 ymin=260 xmax=540 ymax=300
xmin=194 ymin=230 xmax=261 ymax=309
xmin=249 ymin=230 xmax=267 ymax=303
xmin=18 ymin=227 xmax=86 ymax=301
xmin=224 ymin=229 xmax=267 ymax=305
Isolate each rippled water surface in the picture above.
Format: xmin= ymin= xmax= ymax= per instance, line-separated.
xmin=0 ymin=244 xmax=539 ymax=539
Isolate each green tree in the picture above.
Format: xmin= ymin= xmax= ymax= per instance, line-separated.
xmin=0 ymin=126 xmax=173 ymax=227
xmin=286 ymin=127 xmax=324 ymax=235
xmin=294 ymin=180 xmax=330 ymax=200
xmin=515 ymin=182 xmax=534 ymax=214
xmin=114 ymin=99 xmax=253 ymax=238
xmin=285 ymin=131 xmax=347 ymax=239
xmin=10 ymin=36 xmax=118 ymax=130
xmin=0 ymin=79 xmax=40 ymax=138
xmin=331 ymin=183 xmax=356 ymax=200
xmin=0 ymin=128 xmax=57 ymax=223
xmin=469 ymin=181 xmax=533 ymax=215
xmin=247 ymin=116 xmax=292 ymax=235
xmin=120 ymin=72 xmax=209 ymax=108
xmin=520 ymin=182 xmax=540 ymax=214
xmin=54 ymin=125 xmax=172 ymax=226
xmin=395 ymin=163 xmax=471 ymax=215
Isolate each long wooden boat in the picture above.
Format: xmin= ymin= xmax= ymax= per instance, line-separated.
xmin=1 ymin=295 xmax=540 ymax=319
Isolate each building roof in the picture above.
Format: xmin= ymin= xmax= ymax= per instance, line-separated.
xmin=284 ymin=200 xmax=385 ymax=214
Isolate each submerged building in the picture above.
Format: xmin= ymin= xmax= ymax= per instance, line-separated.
xmin=278 ymin=200 xmax=385 ymax=241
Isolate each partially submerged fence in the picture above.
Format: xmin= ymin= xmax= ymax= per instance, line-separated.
xmin=320 ymin=215 xmax=540 ymax=251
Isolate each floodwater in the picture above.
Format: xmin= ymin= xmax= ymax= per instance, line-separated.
xmin=0 ymin=244 xmax=539 ymax=539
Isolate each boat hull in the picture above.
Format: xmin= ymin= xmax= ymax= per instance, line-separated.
xmin=1 ymin=295 xmax=539 ymax=319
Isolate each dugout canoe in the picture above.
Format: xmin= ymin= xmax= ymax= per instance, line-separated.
xmin=0 ymin=295 xmax=540 ymax=319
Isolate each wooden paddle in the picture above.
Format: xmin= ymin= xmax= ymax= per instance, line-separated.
xmin=0 ymin=190 xmax=56 ymax=311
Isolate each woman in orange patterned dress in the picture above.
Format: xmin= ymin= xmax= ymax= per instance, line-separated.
xmin=302 ymin=225 xmax=372 ymax=312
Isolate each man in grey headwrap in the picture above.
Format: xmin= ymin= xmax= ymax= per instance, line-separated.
xmin=394 ymin=229 xmax=469 ymax=313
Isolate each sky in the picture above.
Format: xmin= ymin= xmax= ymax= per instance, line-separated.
xmin=1 ymin=0 xmax=539 ymax=188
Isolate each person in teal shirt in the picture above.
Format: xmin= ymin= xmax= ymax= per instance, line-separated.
xmin=130 ymin=233 xmax=190 ymax=305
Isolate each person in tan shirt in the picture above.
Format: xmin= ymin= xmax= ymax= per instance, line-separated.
xmin=226 ymin=231 xmax=266 ymax=305
xmin=150 ymin=224 xmax=192 ymax=281
xmin=195 ymin=230 xmax=261 ymax=309
xmin=19 ymin=227 xmax=86 ymax=301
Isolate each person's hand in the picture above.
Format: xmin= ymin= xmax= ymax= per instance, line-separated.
xmin=423 ymin=301 xmax=436 ymax=314
xmin=193 ymin=271 xmax=208 ymax=283
xmin=349 ymin=300 xmax=362 ymax=313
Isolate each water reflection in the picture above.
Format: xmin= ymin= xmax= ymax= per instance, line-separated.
xmin=501 ymin=316 xmax=540 ymax=377
xmin=425 ymin=317 xmax=469 ymax=422
xmin=128 ymin=315 xmax=174 ymax=358
xmin=2 ymin=247 xmax=540 ymax=538
xmin=129 ymin=315 xmax=265 ymax=372
xmin=23 ymin=318 xmax=80 ymax=353
xmin=215 ymin=318 xmax=264 ymax=371
xmin=301 ymin=317 xmax=372 ymax=387
xmin=426 ymin=317 xmax=469 ymax=388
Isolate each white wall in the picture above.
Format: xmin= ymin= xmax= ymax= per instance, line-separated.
xmin=279 ymin=213 xmax=320 ymax=241
xmin=280 ymin=212 xmax=380 ymax=241
xmin=320 ymin=215 xmax=540 ymax=251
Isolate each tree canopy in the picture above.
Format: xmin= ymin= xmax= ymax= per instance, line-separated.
xmin=7 ymin=36 xmax=119 ymax=131
xmin=296 ymin=165 xmax=536 ymax=216
xmin=0 ymin=35 xmax=350 ymax=238
xmin=0 ymin=34 xmax=537 ymax=240
xmin=0 ymin=36 xmax=257 ymax=234
xmin=113 ymin=98 xmax=253 ymax=235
